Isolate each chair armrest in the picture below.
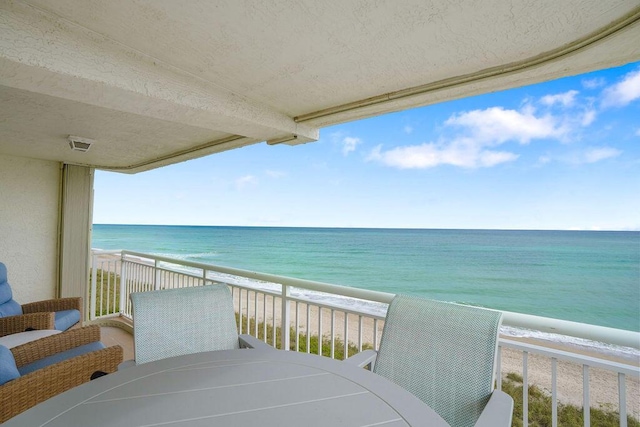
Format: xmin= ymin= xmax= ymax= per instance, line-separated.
xmin=22 ymin=297 xmax=82 ymax=315
xmin=239 ymin=334 xmax=273 ymax=350
xmin=0 ymin=312 xmax=56 ymax=337
xmin=0 ymin=345 xmax=123 ymax=423
xmin=11 ymin=325 xmax=101 ymax=367
xmin=345 ymin=349 xmax=378 ymax=369
xmin=473 ymin=389 xmax=514 ymax=427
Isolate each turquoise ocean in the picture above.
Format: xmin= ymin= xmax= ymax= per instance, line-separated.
xmin=92 ymin=225 xmax=640 ymax=354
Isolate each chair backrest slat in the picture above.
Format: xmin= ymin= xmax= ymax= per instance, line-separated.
xmin=131 ymin=285 xmax=240 ymax=364
xmin=374 ymin=295 xmax=502 ymax=427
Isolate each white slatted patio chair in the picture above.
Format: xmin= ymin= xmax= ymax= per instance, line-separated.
xmin=128 ymin=285 xmax=271 ymax=365
xmin=347 ymin=295 xmax=513 ymax=427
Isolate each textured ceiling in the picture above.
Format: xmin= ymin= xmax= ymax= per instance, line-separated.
xmin=1 ymin=0 xmax=639 ymax=172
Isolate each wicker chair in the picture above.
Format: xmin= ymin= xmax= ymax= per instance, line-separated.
xmin=0 ymin=325 xmax=123 ymax=423
xmin=347 ymin=295 xmax=513 ymax=427
xmin=129 ymin=285 xmax=271 ymax=365
xmin=0 ymin=312 xmax=57 ymax=337
xmin=0 ymin=262 xmax=82 ymax=336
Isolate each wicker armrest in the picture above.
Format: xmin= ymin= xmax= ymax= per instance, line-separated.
xmin=0 ymin=345 xmax=123 ymax=423
xmin=21 ymin=297 xmax=82 ymax=314
xmin=0 ymin=312 xmax=56 ymax=337
xmin=11 ymin=325 xmax=101 ymax=367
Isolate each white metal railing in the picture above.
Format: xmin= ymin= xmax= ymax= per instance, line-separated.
xmin=90 ymin=249 xmax=640 ymax=426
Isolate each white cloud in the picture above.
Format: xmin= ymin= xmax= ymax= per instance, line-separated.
xmin=265 ymin=170 xmax=286 ymax=178
xmin=330 ymin=132 xmax=362 ymax=156
xmin=635 ymin=128 xmax=640 ymax=137
xmin=538 ymin=155 xmax=551 ymax=165
xmin=342 ymin=136 xmax=362 ymax=156
xmin=601 ymin=68 xmax=640 ymax=108
xmin=445 ymin=106 xmax=566 ymax=145
xmin=540 ymin=90 xmax=579 ymax=107
xmin=367 ymin=140 xmax=518 ymax=169
xmin=583 ymin=147 xmax=621 ymax=163
xmin=404 ymin=125 xmax=413 ymax=134
xmin=581 ymin=109 xmax=596 ymax=126
xmin=235 ymin=175 xmax=256 ymax=189
xmin=368 ymin=105 xmax=574 ymax=170
xmin=367 ymin=92 xmax=624 ymax=170
xmin=542 ymin=147 xmax=622 ymax=166
xmin=539 ymin=92 xmax=596 ymax=128
xmin=582 ymin=77 xmax=605 ymax=90
xmin=538 ymin=147 xmax=622 ymax=165
xmin=329 ymin=131 xmax=343 ymax=141
xmin=476 ymin=150 xmax=520 ymax=167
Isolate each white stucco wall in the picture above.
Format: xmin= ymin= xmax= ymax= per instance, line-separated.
xmin=0 ymin=153 xmax=60 ymax=303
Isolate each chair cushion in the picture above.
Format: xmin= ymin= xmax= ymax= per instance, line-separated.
xmin=0 ymin=345 xmax=20 ymax=386
xmin=54 ymin=309 xmax=81 ymax=331
xmin=0 ymin=263 xmax=24 ymax=317
xmin=0 ymin=280 xmax=12 ymax=305
xmin=0 ymin=298 xmax=22 ymax=317
xmin=0 ymin=263 xmax=8 ymax=292
xmin=18 ymin=341 xmax=105 ymax=376
xmin=0 ymin=330 xmax=61 ymax=349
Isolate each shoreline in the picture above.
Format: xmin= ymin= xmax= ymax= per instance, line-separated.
xmin=503 ymin=335 xmax=639 ymax=366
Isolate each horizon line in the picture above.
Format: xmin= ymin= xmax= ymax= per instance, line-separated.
xmin=92 ymin=223 xmax=640 ymax=232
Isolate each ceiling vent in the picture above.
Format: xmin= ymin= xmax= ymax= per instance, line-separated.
xmin=68 ymin=136 xmax=94 ymax=152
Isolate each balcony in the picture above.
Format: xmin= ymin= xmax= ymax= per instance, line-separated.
xmin=90 ymin=249 xmax=640 ymax=427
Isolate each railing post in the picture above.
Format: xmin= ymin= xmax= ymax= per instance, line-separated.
xmin=119 ymin=253 xmax=127 ymax=316
xmin=619 ymin=373 xmax=627 ymax=427
xmin=154 ymin=259 xmax=161 ymax=290
xmin=496 ymin=347 xmax=502 ymax=390
xmin=583 ymin=365 xmax=590 ymax=427
xmin=523 ymin=351 xmax=529 ymax=427
xmin=89 ymin=251 xmax=97 ymax=321
xmin=552 ymin=358 xmax=558 ymax=427
xmin=281 ymin=284 xmax=290 ymax=351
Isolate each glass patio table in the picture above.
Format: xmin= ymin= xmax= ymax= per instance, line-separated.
xmin=5 ymin=348 xmax=450 ymax=426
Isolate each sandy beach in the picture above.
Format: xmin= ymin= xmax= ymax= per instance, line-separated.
xmin=234 ymin=290 xmax=640 ymax=420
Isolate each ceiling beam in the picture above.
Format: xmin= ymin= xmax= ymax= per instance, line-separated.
xmin=0 ymin=1 xmax=319 ymax=144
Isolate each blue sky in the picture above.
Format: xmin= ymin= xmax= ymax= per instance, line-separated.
xmin=94 ymin=62 xmax=640 ymax=230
